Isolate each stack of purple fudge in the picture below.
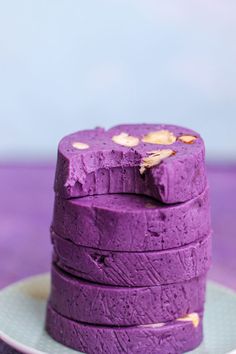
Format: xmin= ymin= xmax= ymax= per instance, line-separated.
xmin=46 ymin=124 xmax=212 ymax=354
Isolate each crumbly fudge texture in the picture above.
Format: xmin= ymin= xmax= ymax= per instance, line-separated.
xmin=54 ymin=124 xmax=206 ymax=203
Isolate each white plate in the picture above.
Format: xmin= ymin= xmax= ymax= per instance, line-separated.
xmin=0 ymin=274 xmax=236 ymax=354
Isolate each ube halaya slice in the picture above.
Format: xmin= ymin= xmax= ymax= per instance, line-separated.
xmin=51 ymin=187 xmax=211 ymax=252
xmin=49 ymin=265 xmax=206 ymax=326
xmin=52 ymin=232 xmax=211 ymax=287
xmin=54 ymin=124 xmax=206 ymax=203
xmin=46 ymin=305 xmax=203 ymax=354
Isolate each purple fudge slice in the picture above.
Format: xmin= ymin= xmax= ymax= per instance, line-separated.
xmin=46 ymin=304 xmax=203 ymax=354
xmin=54 ymin=124 xmax=206 ymax=203
xmin=52 ymin=232 xmax=211 ymax=287
xmin=52 ymin=187 xmax=210 ymax=252
xmin=49 ymin=265 xmax=206 ymax=326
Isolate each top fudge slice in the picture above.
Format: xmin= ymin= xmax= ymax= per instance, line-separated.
xmin=54 ymin=124 xmax=206 ymax=203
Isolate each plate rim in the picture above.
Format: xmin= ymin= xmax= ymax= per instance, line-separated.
xmin=0 ymin=273 xmax=236 ymax=354
xmin=0 ymin=273 xmax=50 ymax=354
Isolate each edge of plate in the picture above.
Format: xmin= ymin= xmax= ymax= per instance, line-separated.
xmin=0 ymin=330 xmax=47 ymax=354
xmin=0 ymin=273 xmax=50 ymax=354
xmin=0 ymin=273 xmax=236 ymax=354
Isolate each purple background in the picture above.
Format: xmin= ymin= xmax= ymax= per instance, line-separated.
xmin=0 ymin=162 xmax=236 ymax=353
xmin=0 ymin=163 xmax=236 ymax=291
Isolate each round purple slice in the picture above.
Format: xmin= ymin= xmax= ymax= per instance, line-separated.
xmin=54 ymin=124 xmax=206 ymax=203
xmin=51 ymin=187 xmax=211 ymax=252
xmin=49 ymin=265 xmax=206 ymax=326
xmin=46 ymin=304 xmax=203 ymax=354
xmin=52 ymin=233 xmax=211 ymax=287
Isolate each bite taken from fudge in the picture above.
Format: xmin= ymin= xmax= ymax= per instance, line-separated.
xmin=54 ymin=124 xmax=206 ymax=203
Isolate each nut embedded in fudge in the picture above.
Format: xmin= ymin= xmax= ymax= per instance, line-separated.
xmin=46 ymin=123 xmax=211 ymax=354
xmin=49 ymin=265 xmax=206 ymax=326
xmin=46 ymin=304 xmax=203 ymax=354
xmin=54 ymin=124 xmax=207 ymax=203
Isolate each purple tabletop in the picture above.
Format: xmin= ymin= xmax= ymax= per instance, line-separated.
xmin=0 ymin=162 xmax=236 ymax=353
